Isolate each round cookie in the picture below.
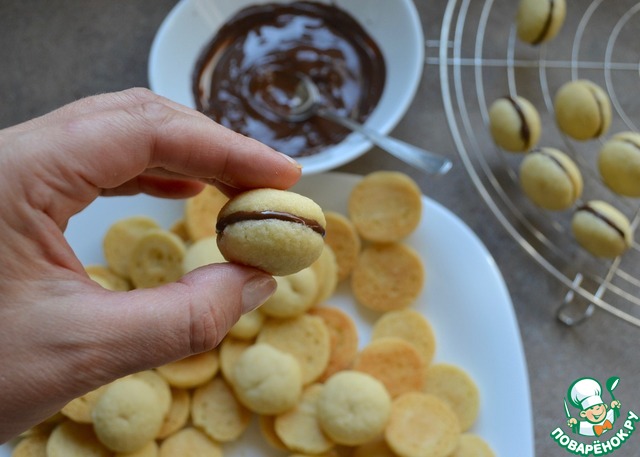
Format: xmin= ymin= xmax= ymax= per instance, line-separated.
xmin=115 ymin=441 xmax=159 ymax=457
xmin=257 ymin=314 xmax=331 ymax=385
xmin=310 ymin=244 xmax=339 ymax=304
xmin=218 ymin=337 xmax=252 ymax=384
xmin=12 ymin=432 xmax=49 ymax=457
xmin=228 ymin=308 xmax=266 ymax=340
xmin=385 ymin=392 xmax=461 ymax=457
xmin=103 ymin=215 xmax=159 ymax=278
xmin=260 ymin=267 xmax=319 ymax=318
xmin=351 ymin=242 xmax=425 ymax=312
xmin=129 ymin=228 xmax=186 ymax=288
xmin=155 ymin=350 xmax=219 ymax=389
xmin=423 ymin=363 xmax=480 ymax=432
xmin=157 ymin=387 xmax=191 ymax=440
xmin=92 ymin=377 xmax=165 ymax=453
xmin=191 ymin=376 xmax=252 ymax=442
xmin=61 ymin=385 xmax=108 ymax=424
xmin=216 ymin=188 xmax=326 ymax=276
xmin=158 ymin=427 xmax=222 ymax=457
xmin=85 ymin=265 xmax=130 ymax=291
xmin=571 ymin=200 xmax=633 ymax=258
xmin=130 ymin=370 xmax=172 ymax=417
xmin=555 ymin=80 xmax=611 ymax=141
xmin=449 ymin=433 xmax=496 ymax=457
xmin=598 ymin=131 xmax=640 ymax=197
xmin=323 ymin=211 xmax=361 ymax=281
xmin=317 ymin=371 xmax=391 ymax=446
xmin=488 ymin=96 xmax=541 ymax=152
xmin=516 ymin=0 xmax=566 ymax=45
xmin=519 ymin=147 xmax=583 ymax=210
xmin=46 ymin=421 xmax=112 ymax=457
xmin=274 ymin=384 xmax=335 ymax=455
xmin=232 ymin=343 xmax=303 ymax=415
xmin=371 ymin=309 xmax=436 ymax=368
xmin=348 ymin=171 xmax=422 ymax=242
xmin=182 ymin=236 xmax=226 ymax=273
xmin=353 ymin=337 xmax=426 ymax=398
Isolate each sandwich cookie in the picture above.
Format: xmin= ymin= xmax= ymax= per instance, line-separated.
xmin=488 ymin=96 xmax=541 ymax=152
xmin=516 ymin=0 xmax=566 ymax=45
xmin=571 ymin=200 xmax=633 ymax=258
xmin=598 ymin=131 xmax=640 ymax=197
xmin=555 ymin=80 xmax=611 ymax=141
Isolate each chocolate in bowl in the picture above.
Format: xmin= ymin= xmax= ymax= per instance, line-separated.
xmin=192 ymin=1 xmax=386 ymax=158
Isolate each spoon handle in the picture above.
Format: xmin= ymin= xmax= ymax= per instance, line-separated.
xmin=318 ymin=110 xmax=453 ymax=175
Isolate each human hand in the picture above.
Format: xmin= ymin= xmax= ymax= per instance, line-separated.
xmin=0 ymin=88 xmax=301 ymax=442
xmin=567 ymin=417 xmax=578 ymax=427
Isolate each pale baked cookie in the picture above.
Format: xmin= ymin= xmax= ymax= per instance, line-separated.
xmin=61 ymin=385 xmax=108 ymax=424
xmin=184 ymin=184 xmax=229 ymax=241
xmin=156 ymin=387 xmax=191 ymax=440
xmin=449 ymin=433 xmax=496 ymax=457
xmin=259 ymin=414 xmax=289 ymax=451
xmin=103 ymin=216 xmax=159 ymax=278
xmin=311 ymin=244 xmax=339 ymax=305
xmin=256 ymin=314 xmax=331 ymax=384
xmin=130 ymin=370 xmax=172 ymax=417
xmin=348 ymin=171 xmax=422 ymax=242
xmin=323 ymin=211 xmax=361 ymax=281
xmin=488 ymin=96 xmax=541 ymax=152
xmin=92 ymin=377 xmax=165 ymax=453
xmin=191 ymin=376 xmax=252 ymax=442
xmin=85 ymin=265 xmax=130 ymax=291
xmin=216 ymin=188 xmax=326 ymax=276
xmin=516 ymin=0 xmax=566 ymax=45
xmin=46 ymin=421 xmax=112 ymax=457
xmin=115 ymin=441 xmax=159 ymax=457
xmin=228 ymin=308 xmax=266 ymax=340
xmin=555 ymin=80 xmax=611 ymax=141
xmin=423 ymin=363 xmax=480 ymax=432
xmin=260 ymin=267 xmax=319 ymax=318
xmin=155 ymin=350 xmax=219 ymax=389
xmin=11 ymin=432 xmax=49 ymax=457
xmin=232 ymin=343 xmax=303 ymax=415
xmin=182 ymin=236 xmax=226 ymax=273
xmin=169 ymin=218 xmax=190 ymax=243
xmin=129 ymin=228 xmax=186 ymax=288
xmin=353 ymin=337 xmax=426 ymax=398
xmin=274 ymin=384 xmax=335 ymax=455
xmin=317 ymin=371 xmax=391 ymax=446
xmin=351 ymin=242 xmax=425 ymax=312
xmin=571 ymin=200 xmax=633 ymax=258
xmin=219 ymin=337 xmax=252 ymax=384
xmin=371 ymin=308 xmax=436 ymax=369
xmin=158 ymin=427 xmax=222 ymax=457
xmin=598 ymin=131 xmax=640 ymax=197
xmin=352 ymin=436 xmax=397 ymax=457
xmin=308 ymin=306 xmax=359 ymax=381
xmin=385 ymin=392 xmax=461 ymax=457
xmin=519 ymin=147 xmax=583 ymax=211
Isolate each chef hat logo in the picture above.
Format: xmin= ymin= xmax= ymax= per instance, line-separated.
xmin=569 ymin=377 xmax=604 ymax=410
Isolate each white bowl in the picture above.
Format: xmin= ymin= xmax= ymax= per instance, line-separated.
xmin=148 ymin=0 xmax=424 ymax=174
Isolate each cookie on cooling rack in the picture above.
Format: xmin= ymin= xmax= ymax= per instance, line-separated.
xmin=516 ymin=0 xmax=566 ymax=45
xmin=598 ymin=131 xmax=640 ymax=197
xmin=571 ymin=200 xmax=633 ymax=258
xmin=488 ymin=95 xmax=541 ymax=153
xmin=519 ymin=147 xmax=583 ymax=211
xmin=554 ymin=79 xmax=612 ymax=141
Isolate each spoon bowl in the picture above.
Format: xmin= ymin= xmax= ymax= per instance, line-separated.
xmin=260 ymin=71 xmax=453 ymax=175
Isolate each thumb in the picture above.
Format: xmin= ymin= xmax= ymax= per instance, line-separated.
xmin=92 ymin=263 xmax=275 ymax=377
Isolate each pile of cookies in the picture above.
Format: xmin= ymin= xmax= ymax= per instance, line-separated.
xmin=488 ymin=0 xmax=636 ymax=259
xmin=11 ymin=171 xmax=493 ymax=457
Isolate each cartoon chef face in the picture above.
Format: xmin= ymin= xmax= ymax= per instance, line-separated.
xmin=581 ymin=402 xmax=608 ymax=424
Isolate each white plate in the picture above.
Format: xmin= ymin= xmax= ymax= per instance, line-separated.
xmin=0 ymin=172 xmax=532 ymax=456
xmin=148 ymin=0 xmax=424 ymax=175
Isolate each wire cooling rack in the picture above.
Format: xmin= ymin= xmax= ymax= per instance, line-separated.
xmin=427 ymin=0 xmax=640 ymax=327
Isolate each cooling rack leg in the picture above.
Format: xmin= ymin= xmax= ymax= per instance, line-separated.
xmin=556 ymin=274 xmax=596 ymax=326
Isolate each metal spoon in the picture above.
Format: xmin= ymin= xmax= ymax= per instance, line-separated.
xmin=261 ymin=72 xmax=453 ymax=175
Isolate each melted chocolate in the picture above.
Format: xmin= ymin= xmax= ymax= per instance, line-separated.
xmin=216 ymin=210 xmax=325 ymax=236
xmin=578 ymin=204 xmax=625 ymax=239
xmin=193 ymin=2 xmax=386 ymax=157
xmin=506 ymin=96 xmax=531 ymax=147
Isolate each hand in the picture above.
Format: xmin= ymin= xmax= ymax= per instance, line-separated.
xmin=0 ymin=88 xmax=301 ymax=442
xmin=612 ymin=400 xmax=621 ymax=409
xmin=568 ymin=417 xmax=578 ymax=427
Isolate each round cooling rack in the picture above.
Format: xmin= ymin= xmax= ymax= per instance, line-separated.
xmin=430 ymin=0 xmax=640 ymax=327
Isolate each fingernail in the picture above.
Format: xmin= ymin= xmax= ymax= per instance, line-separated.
xmin=242 ymin=274 xmax=276 ymax=313
xmin=278 ymin=151 xmax=302 ymax=168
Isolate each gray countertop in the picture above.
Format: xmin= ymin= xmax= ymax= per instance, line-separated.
xmin=2 ymin=1 xmax=639 ymax=455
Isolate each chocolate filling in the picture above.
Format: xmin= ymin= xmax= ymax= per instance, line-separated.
xmin=532 ymin=0 xmax=555 ymax=45
xmin=216 ymin=210 xmax=325 ymax=237
xmin=578 ymin=204 xmax=625 ymax=239
xmin=506 ymin=96 xmax=531 ymax=147
xmin=587 ymin=86 xmax=606 ymax=138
